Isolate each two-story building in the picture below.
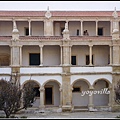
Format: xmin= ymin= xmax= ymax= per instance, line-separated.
xmin=0 ymin=7 xmax=120 ymax=112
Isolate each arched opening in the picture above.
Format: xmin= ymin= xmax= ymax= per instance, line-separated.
xmin=43 ymin=80 xmax=60 ymax=107
xmin=72 ymin=79 xmax=90 ymax=108
xmin=23 ymin=80 xmax=40 ymax=108
xmin=93 ymin=79 xmax=110 ymax=106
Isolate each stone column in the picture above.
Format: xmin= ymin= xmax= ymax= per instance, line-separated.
xmin=88 ymin=86 xmax=94 ymax=111
xmin=39 ymin=45 xmax=43 ymax=66
xmin=110 ymin=20 xmax=113 ymax=36
xmin=28 ymin=20 xmax=31 ymax=36
xmin=39 ymin=86 xmax=45 ymax=109
xmin=10 ymin=45 xmax=13 ymax=66
xmin=96 ymin=20 xmax=98 ymax=36
xmin=59 ymin=85 xmax=62 ymax=107
xmin=109 ymin=45 xmax=113 ymax=65
xmin=113 ymin=45 xmax=119 ymax=64
xmin=89 ymin=45 xmax=93 ymax=66
xmin=60 ymin=45 xmax=63 ymax=66
xmin=69 ymin=45 xmax=72 ymax=65
xmin=81 ymin=20 xmax=83 ymax=36
xmin=19 ymin=45 xmax=22 ymax=66
xmin=108 ymin=85 xmax=112 ymax=111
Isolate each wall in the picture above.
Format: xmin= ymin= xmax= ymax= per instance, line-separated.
xmin=22 ymin=46 xmax=39 ymax=66
xmin=93 ymin=80 xmax=109 ymax=106
xmin=83 ymin=21 xmax=96 ymax=36
xmin=93 ymin=45 xmax=109 ymax=66
xmin=0 ymin=21 xmax=12 ymax=36
xmin=72 ymin=80 xmax=89 ymax=106
xmin=43 ymin=45 xmax=60 ymax=66
xmin=71 ymin=45 xmax=109 ymax=66
xmin=69 ymin=21 xmax=81 ymax=36
xmin=31 ymin=21 xmax=44 ymax=36
xmin=17 ymin=21 xmax=28 ymax=36
xmin=71 ymin=45 xmax=89 ymax=66
xmin=98 ymin=21 xmax=110 ymax=36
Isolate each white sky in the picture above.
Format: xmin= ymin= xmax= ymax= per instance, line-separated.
xmin=0 ymin=1 xmax=120 ymax=11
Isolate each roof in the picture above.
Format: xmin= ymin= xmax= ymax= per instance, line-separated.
xmin=0 ymin=11 xmax=119 ymax=17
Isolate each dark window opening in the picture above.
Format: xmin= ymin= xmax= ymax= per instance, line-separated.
xmin=25 ymin=28 xmax=29 ymax=36
xmin=77 ymin=29 xmax=79 ymax=36
xmin=98 ymin=28 xmax=103 ymax=36
xmin=71 ymin=56 xmax=76 ymax=65
xmin=86 ymin=55 xmax=93 ymax=65
xmin=29 ymin=53 xmax=40 ymax=65
xmin=72 ymin=87 xmax=81 ymax=92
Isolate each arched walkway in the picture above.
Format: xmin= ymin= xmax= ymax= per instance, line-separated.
xmin=93 ymin=79 xmax=110 ymax=106
xmin=22 ymin=80 xmax=41 ymax=108
xmin=72 ymin=79 xmax=90 ymax=107
xmin=43 ymin=79 xmax=61 ymax=107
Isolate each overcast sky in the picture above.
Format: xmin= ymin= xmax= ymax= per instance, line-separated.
xmin=0 ymin=1 xmax=120 ymax=11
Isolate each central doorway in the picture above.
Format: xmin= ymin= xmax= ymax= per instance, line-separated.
xmin=45 ymin=86 xmax=53 ymax=105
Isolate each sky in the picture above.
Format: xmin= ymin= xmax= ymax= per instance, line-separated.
xmin=0 ymin=1 xmax=120 ymax=11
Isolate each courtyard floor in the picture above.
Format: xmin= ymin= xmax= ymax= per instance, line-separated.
xmin=0 ymin=107 xmax=120 ymax=119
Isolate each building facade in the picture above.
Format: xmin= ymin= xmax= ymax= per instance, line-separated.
xmin=0 ymin=7 xmax=120 ymax=112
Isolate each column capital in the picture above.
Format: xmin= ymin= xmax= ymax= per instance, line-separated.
xmin=39 ymin=86 xmax=45 ymax=92
xmin=89 ymin=86 xmax=94 ymax=90
xmin=39 ymin=45 xmax=44 ymax=48
xmin=89 ymin=44 xmax=93 ymax=47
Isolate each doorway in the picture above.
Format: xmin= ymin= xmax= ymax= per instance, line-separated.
xmin=45 ymin=86 xmax=53 ymax=105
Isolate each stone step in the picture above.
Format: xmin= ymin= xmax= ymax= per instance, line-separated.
xmin=73 ymin=106 xmax=89 ymax=112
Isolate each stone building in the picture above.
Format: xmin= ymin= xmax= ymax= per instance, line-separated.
xmin=0 ymin=7 xmax=120 ymax=112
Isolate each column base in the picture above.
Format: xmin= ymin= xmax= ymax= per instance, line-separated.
xmin=39 ymin=105 xmax=45 ymax=109
xmin=62 ymin=105 xmax=73 ymax=112
xmin=39 ymin=64 xmax=43 ymax=66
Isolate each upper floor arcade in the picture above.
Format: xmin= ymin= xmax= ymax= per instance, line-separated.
xmin=0 ymin=9 xmax=120 ymax=37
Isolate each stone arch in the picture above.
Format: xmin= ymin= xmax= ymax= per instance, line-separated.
xmin=42 ymin=79 xmax=61 ymax=87
xmin=42 ymin=79 xmax=61 ymax=107
xmin=92 ymin=78 xmax=110 ymax=106
xmin=92 ymin=78 xmax=111 ymax=87
xmin=21 ymin=79 xmax=41 ymax=89
xmin=71 ymin=78 xmax=91 ymax=88
xmin=71 ymin=78 xmax=91 ymax=107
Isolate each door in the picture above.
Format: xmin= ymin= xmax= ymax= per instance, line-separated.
xmin=45 ymin=87 xmax=53 ymax=105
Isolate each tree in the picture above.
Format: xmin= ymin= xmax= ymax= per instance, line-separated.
xmin=0 ymin=78 xmax=36 ymax=118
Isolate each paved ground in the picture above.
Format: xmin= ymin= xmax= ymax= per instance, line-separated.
xmin=1 ymin=107 xmax=120 ymax=119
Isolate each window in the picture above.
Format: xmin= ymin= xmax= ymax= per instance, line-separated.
xmin=71 ymin=56 xmax=76 ymax=65
xmin=25 ymin=27 xmax=29 ymax=36
xmin=86 ymin=55 xmax=93 ymax=65
xmin=61 ymin=27 xmax=64 ymax=35
xmin=98 ymin=28 xmax=103 ymax=36
xmin=77 ymin=29 xmax=79 ymax=36
xmin=29 ymin=53 xmax=40 ymax=65
xmin=72 ymin=87 xmax=81 ymax=92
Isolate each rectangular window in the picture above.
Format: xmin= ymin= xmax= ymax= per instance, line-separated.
xmin=29 ymin=53 xmax=40 ymax=65
xmin=86 ymin=55 xmax=93 ymax=65
xmin=98 ymin=28 xmax=103 ymax=36
xmin=77 ymin=29 xmax=79 ymax=36
xmin=25 ymin=27 xmax=29 ymax=36
xmin=71 ymin=56 xmax=76 ymax=65
xmin=72 ymin=87 xmax=81 ymax=92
